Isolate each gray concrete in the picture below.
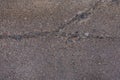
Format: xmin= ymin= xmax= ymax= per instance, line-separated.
xmin=0 ymin=0 xmax=120 ymax=80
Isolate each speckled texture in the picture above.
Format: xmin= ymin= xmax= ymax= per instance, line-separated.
xmin=0 ymin=0 xmax=120 ymax=80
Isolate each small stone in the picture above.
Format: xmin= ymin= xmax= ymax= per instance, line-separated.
xmin=24 ymin=17 xmax=27 ymax=20
xmin=8 ymin=52 xmax=12 ymax=55
xmin=98 ymin=62 xmax=102 ymax=65
xmin=84 ymin=32 xmax=89 ymax=37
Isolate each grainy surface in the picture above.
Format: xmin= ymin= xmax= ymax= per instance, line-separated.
xmin=0 ymin=0 xmax=120 ymax=80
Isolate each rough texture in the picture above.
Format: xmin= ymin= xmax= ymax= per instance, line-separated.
xmin=0 ymin=0 xmax=120 ymax=80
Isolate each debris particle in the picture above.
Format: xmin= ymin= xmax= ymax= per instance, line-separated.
xmin=84 ymin=32 xmax=89 ymax=37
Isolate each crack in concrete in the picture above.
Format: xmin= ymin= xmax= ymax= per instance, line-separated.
xmin=0 ymin=31 xmax=51 ymax=41
xmin=58 ymin=32 xmax=120 ymax=42
xmin=0 ymin=31 xmax=120 ymax=41
xmin=54 ymin=0 xmax=102 ymax=33
xmin=0 ymin=0 xmax=118 ymax=41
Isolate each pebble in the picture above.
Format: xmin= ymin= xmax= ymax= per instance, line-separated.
xmin=84 ymin=32 xmax=89 ymax=37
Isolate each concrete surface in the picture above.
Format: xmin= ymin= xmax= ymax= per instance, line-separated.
xmin=0 ymin=0 xmax=120 ymax=80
